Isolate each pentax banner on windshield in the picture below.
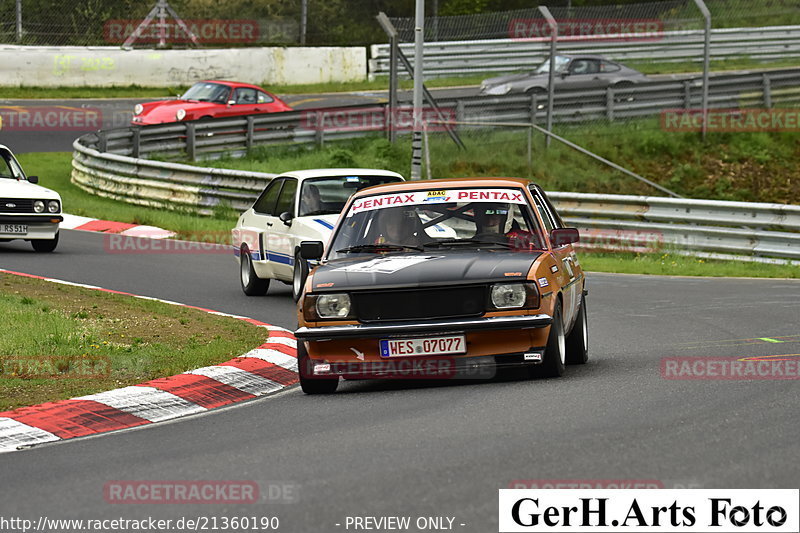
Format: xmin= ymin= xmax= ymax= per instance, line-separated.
xmin=348 ymin=188 xmax=527 ymax=216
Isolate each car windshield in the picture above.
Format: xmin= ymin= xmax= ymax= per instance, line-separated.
xmin=534 ymin=55 xmax=571 ymax=74
xmin=298 ymin=175 xmax=403 ymax=217
xmin=180 ymin=82 xmax=230 ymax=103
xmin=328 ymin=186 xmax=545 ymax=259
xmin=0 ymin=149 xmax=25 ymax=180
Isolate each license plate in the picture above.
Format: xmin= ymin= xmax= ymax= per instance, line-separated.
xmin=379 ymin=335 xmax=466 ymax=358
xmin=0 ymin=224 xmax=27 ymax=234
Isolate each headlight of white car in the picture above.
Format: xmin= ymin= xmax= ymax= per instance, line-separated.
xmin=33 ymin=200 xmax=45 ymax=213
xmin=176 ymin=109 xmax=186 ymax=120
xmin=134 ymin=104 xmax=143 ymax=115
xmin=483 ymin=84 xmax=511 ymax=96
xmin=47 ymin=200 xmax=60 ymax=213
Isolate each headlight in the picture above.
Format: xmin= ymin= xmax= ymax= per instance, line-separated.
xmin=48 ymin=200 xmax=60 ymax=213
xmin=176 ymin=109 xmax=186 ymax=120
xmin=134 ymin=104 xmax=143 ymax=115
xmin=490 ymin=282 xmax=540 ymax=310
xmin=316 ymin=293 xmax=352 ymax=318
xmin=483 ymin=83 xmax=511 ymax=96
xmin=33 ymin=200 xmax=45 ymax=213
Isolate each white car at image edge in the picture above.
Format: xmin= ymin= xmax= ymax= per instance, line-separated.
xmin=0 ymin=144 xmax=62 ymax=253
xmin=231 ymin=168 xmax=405 ymax=300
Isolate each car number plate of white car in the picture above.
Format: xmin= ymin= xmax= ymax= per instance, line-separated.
xmin=379 ymin=334 xmax=466 ymax=357
xmin=1 ymin=224 xmax=27 ymax=234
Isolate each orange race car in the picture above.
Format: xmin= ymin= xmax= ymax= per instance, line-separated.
xmin=294 ymin=178 xmax=588 ymax=394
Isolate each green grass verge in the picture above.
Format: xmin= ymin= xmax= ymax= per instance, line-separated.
xmin=0 ymin=272 xmax=267 ymax=411
xmin=581 ymin=251 xmax=799 ymax=278
xmin=16 ymin=152 xmax=238 ymax=240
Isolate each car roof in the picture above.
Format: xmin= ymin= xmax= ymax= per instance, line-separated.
xmin=196 ymin=80 xmax=266 ymax=91
xmin=557 ymin=54 xmax=608 ymax=61
xmin=351 ymin=177 xmax=531 ymax=197
xmin=275 ymin=168 xmax=405 ymax=181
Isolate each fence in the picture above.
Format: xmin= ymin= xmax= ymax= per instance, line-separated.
xmin=369 ymin=25 xmax=800 ymax=79
xmin=74 ymin=67 xmax=800 ymax=163
xmin=71 ymin=136 xmax=800 ymax=264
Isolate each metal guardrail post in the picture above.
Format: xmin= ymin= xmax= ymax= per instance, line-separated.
xmin=99 ymin=131 xmax=108 ymax=153
xmin=763 ymin=74 xmax=773 ymax=108
xmin=131 ymin=128 xmax=140 ymax=158
xmin=529 ymin=93 xmax=538 ymax=126
xmin=683 ymin=80 xmax=692 ymax=109
xmin=693 ymin=0 xmax=711 ymax=140
xmin=539 ymin=6 xmax=557 ymax=149
xmin=606 ymin=86 xmax=615 ymax=122
xmin=185 ymin=123 xmax=196 ymax=161
xmin=376 ymin=13 xmax=399 ymax=143
xmin=246 ymin=116 xmax=255 ymax=152
xmin=315 ymin=111 xmax=324 ymax=148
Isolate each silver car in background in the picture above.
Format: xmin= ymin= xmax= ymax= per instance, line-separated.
xmin=480 ymin=54 xmax=648 ymax=96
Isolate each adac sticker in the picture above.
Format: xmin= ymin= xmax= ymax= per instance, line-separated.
xmin=537 ymin=277 xmax=549 ymax=288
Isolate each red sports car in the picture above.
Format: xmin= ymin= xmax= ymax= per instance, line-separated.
xmin=131 ymin=80 xmax=293 ymax=125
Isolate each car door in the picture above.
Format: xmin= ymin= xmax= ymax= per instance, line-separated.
xmin=560 ymin=58 xmax=606 ymax=90
xmin=530 ymin=187 xmax=579 ymax=328
xmin=266 ymin=178 xmax=298 ymax=281
xmin=247 ymin=178 xmax=284 ymax=277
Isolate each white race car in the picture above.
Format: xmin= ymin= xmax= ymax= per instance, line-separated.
xmin=232 ymin=168 xmax=404 ymax=300
xmin=0 ymin=144 xmax=62 ymax=252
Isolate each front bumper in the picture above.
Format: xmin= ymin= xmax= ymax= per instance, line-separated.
xmin=0 ymin=216 xmax=61 ymax=240
xmin=295 ymin=313 xmax=552 ymax=341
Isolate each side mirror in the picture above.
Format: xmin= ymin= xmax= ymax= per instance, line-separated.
xmin=300 ymin=240 xmax=324 ymax=260
xmin=550 ymin=228 xmax=580 ymax=247
xmin=560 ymin=72 xmax=568 ymax=79
xmin=27 ymin=175 xmax=39 ymax=184
xmin=227 ymin=100 xmax=236 ymax=106
xmin=278 ymin=211 xmax=293 ymax=226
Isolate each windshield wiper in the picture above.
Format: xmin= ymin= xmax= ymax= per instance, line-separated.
xmin=337 ymin=243 xmax=424 ymax=253
xmin=424 ymin=238 xmax=513 ymax=248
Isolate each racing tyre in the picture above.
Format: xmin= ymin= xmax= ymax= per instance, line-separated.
xmin=531 ymin=299 xmax=565 ymax=378
xmin=297 ymin=341 xmax=339 ymax=394
xmin=292 ymin=251 xmax=309 ymax=302
xmin=565 ymin=295 xmax=588 ymax=365
xmin=31 ymin=233 xmax=58 ymax=253
xmin=240 ymin=245 xmax=269 ymax=296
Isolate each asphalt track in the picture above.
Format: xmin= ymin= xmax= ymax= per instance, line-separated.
xmin=1 ymin=229 xmax=798 ymax=532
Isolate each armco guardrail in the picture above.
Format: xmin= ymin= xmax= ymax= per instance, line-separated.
xmin=551 ymin=193 xmax=800 ymax=263
xmin=369 ymin=25 xmax=800 ymax=78
xmin=71 ymin=138 xmax=800 ymax=264
xmin=71 ymin=140 xmax=276 ymax=215
xmin=74 ymin=67 xmax=800 ymax=162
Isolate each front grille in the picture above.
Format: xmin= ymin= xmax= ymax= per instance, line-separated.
xmin=353 ymin=285 xmax=487 ymax=322
xmin=0 ymin=198 xmax=34 ymax=213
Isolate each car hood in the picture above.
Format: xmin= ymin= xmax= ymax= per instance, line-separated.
xmin=310 ymin=250 xmax=541 ymax=292
xmin=483 ymin=72 xmax=538 ymax=86
xmin=138 ymin=100 xmax=215 ymax=120
xmin=0 ymin=178 xmax=60 ymax=200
